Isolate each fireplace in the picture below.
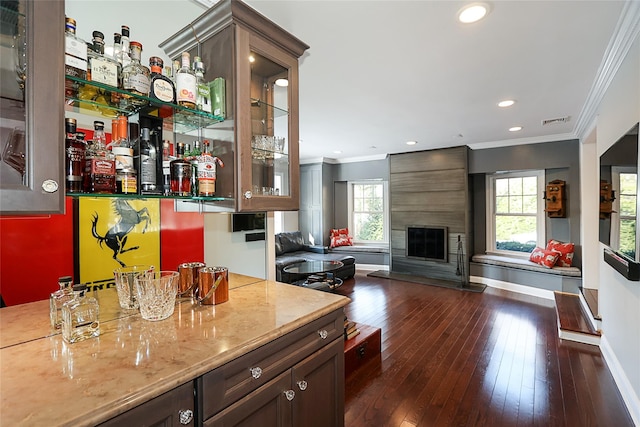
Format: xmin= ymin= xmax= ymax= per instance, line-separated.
xmin=406 ymin=226 xmax=448 ymax=262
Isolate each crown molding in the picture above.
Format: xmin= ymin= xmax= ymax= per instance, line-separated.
xmin=574 ymin=0 xmax=640 ymax=141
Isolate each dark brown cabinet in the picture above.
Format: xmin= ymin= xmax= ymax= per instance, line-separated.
xmin=160 ymin=0 xmax=309 ymax=212
xmin=98 ymin=381 xmax=195 ymax=427
xmin=0 ymin=0 xmax=65 ymax=214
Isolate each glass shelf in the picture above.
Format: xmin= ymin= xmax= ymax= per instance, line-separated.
xmin=251 ymin=147 xmax=289 ymax=162
xmin=250 ymin=97 xmax=288 ymax=118
xmin=65 ymin=75 xmax=225 ymax=131
xmin=67 ymin=192 xmax=233 ymax=203
xmin=0 ymin=5 xmax=24 ymax=48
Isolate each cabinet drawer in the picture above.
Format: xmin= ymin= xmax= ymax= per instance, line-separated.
xmin=200 ymin=308 xmax=343 ymax=420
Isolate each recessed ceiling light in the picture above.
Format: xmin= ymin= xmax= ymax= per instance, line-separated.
xmin=458 ymin=3 xmax=490 ymax=24
xmin=333 ymin=150 xmax=342 ymax=154
xmin=509 ymin=126 xmax=523 ymax=132
xmin=275 ymin=78 xmax=288 ymax=87
xmin=406 ymin=141 xmax=417 ymax=145
xmin=498 ymin=99 xmax=515 ymax=108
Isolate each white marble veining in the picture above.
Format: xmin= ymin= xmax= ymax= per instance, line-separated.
xmin=0 ymin=275 xmax=349 ymax=426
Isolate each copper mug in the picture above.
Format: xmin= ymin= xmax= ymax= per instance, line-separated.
xmin=178 ymin=262 xmax=205 ymax=297
xmin=197 ymin=266 xmax=229 ymax=305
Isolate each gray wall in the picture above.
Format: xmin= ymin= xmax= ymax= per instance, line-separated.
xmin=469 ymin=139 xmax=582 ymax=268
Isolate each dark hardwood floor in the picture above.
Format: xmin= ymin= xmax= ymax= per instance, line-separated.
xmin=335 ymin=272 xmax=633 ymax=427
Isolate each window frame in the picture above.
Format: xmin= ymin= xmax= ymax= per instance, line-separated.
xmin=347 ymin=180 xmax=389 ymax=245
xmin=485 ymin=170 xmax=545 ymax=257
xmin=611 ymin=166 xmax=637 ymax=257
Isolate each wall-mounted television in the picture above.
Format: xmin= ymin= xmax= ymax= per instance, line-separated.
xmin=232 ymin=212 xmax=266 ymax=232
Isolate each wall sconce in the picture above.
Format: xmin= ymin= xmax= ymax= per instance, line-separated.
xmin=599 ymin=180 xmax=616 ymax=219
xmin=543 ymin=179 xmax=566 ymax=218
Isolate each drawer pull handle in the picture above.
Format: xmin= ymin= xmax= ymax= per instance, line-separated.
xmin=297 ymin=380 xmax=308 ymax=391
xmin=250 ymin=366 xmax=263 ymax=379
xmin=318 ymin=329 xmax=328 ymax=339
xmin=284 ymin=389 xmax=295 ymax=401
xmin=179 ymin=409 xmax=193 ymax=425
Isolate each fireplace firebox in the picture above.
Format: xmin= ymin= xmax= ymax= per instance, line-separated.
xmin=406 ymin=226 xmax=448 ymax=262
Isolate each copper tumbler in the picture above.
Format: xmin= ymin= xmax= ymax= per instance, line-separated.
xmin=197 ymin=266 xmax=229 ymax=305
xmin=178 ymin=262 xmax=205 ymax=297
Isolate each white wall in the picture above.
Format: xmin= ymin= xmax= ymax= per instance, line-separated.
xmin=203 ymin=213 xmax=267 ymax=279
xmin=595 ymin=34 xmax=640 ymax=423
xmin=66 ymin=1 xmax=205 ymax=68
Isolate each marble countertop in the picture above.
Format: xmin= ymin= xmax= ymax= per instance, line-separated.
xmin=0 ymin=273 xmax=350 ymax=426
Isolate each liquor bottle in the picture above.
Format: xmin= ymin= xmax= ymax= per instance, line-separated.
xmin=175 ymin=52 xmax=196 ymax=109
xmin=139 ymin=127 xmax=157 ymax=193
xmin=64 ymin=17 xmax=87 ymax=97
xmin=190 ymin=140 xmax=201 ymax=196
xmin=104 ymin=32 xmax=121 ymax=65
xmin=50 ymin=276 xmax=74 ymax=329
xmin=210 ymin=77 xmax=226 ymax=118
xmin=149 ymin=56 xmax=176 ymax=104
xmin=197 ymin=140 xmax=224 ymax=196
xmin=116 ymin=167 xmax=137 ymax=194
xmin=112 ymin=114 xmax=134 ymax=173
xmin=64 ymin=118 xmax=85 ymax=193
xmin=119 ymin=25 xmax=131 ymax=68
xmin=170 ymin=142 xmax=192 ymax=196
xmin=61 ymin=283 xmax=100 ymax=344
xmin=162 ymin=140 xmax=172 ymax=196
xmin=193 ymin=56 xmax=212 ymax=113
xmin=121 ymin=41 xmax=150 ymax=106
xmin=83 ymin=120 xmax=116 ymax=193
xmin=86 ymin=30 xmax=119 ymax=88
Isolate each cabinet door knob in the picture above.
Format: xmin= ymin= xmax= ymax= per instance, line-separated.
xmin=250 ymin=366 xmax=262 ymax=379
xmin=42 ymin=180 xmax=59 ymax=193
xmin=297 ymin=380 xmax=308 ymax=391
xmin=318 ymin=329 xmax=328 ymax=339
xmin=178 ymin=409 xmax=193 ymax=425
xmin=284 ymin=389 xmax=295 ymax=401
xmin=244 ymin=190 xmax=252 ymax=199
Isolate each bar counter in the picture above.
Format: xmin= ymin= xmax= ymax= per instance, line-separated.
xmin=0 ymin=273 xmax=350 ymax=426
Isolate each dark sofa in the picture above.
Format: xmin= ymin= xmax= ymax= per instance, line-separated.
xmin=275 ymin=231 xmax=356 ymax=283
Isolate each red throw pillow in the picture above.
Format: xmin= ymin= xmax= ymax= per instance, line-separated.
xmin=529 ymin=246 xmax=560 ymax=268
xmin=330 ymin=228 xmax=349 ymax=238
xmin=546 ymin=239 xmax=575 ymax=267
xmin=330 ymin=234 xmax=353 ymax=248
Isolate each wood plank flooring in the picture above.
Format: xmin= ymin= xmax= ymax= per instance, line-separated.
xmin=336 ymin=272 xmax=633 ymax=427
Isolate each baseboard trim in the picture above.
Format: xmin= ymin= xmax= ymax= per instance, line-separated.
xmin=356 ymin=264 xmax=389 ymax=272
xmin=470 ymin=275 xmax=555 ymax=300
xmin=600 ymin=335 xmax=640 ymax=426
xmin=578 ymin=290 xmax=601 ymax=333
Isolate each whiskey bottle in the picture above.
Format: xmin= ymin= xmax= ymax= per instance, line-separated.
xmin=83 ymin=121 xmax=116 ymax=193
xmin=197 ymin=140 xmax=224 ymax=196
xmin=170 ymin=142 xmax=192 ymax=196
xmin=193 ymin=57 xmax=212 ymax=113
xmin=64 ymin=118 xmax=85 ymax=193
xmin=50 ymin=276 xmax=74 ymax=329
xmin=175 ymin=52 xmax=196 ymax=109
xmin=87 ymin=30 xmax=119 ymax=88
xmin=61 ymin=283 xmax=100 ymax=344
xmin=139 ymin=127 xmax=157 ymax=193
xmin=64 ymin=17 xmax=87 ymax=97
xmin=112 ymin=114 xmax=134 ymax=172
xmin=149 ymin=56 xmax=176 ymax=104
xmin=162 ymin=140 xmax=172 ymax=196
xmin=121 ymin=41 xmax=150 ymax=106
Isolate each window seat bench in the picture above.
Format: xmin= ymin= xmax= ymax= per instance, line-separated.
xmin=329 ymin=245 xmax=390 ymax=266
xmin=470 ymin=254 xmax=582 ymax=296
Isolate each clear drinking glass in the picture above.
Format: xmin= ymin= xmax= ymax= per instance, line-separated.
xmin=134 ymin=271 xmax=179 ymax=321
xmin=113 ymin=265 xmax=154 ymax=309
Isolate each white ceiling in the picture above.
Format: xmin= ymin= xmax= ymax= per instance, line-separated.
xmin=68 ymin=1 xmax=629 ymax=162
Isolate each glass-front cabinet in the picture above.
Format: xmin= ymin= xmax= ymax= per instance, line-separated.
xmin=0 ymin=0 xmax=65 ymax=214
xmin=160 ymin=0 xmax=308 ymax=212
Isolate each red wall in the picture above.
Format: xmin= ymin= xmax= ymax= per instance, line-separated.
xmin=0 ymin=197 xmax=204 ymax=306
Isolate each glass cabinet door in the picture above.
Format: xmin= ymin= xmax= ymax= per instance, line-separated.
xmin=249 ymin=50 xmax=290 ymax=198
xmin=0 ymin=0 xmax=64 ymax=214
